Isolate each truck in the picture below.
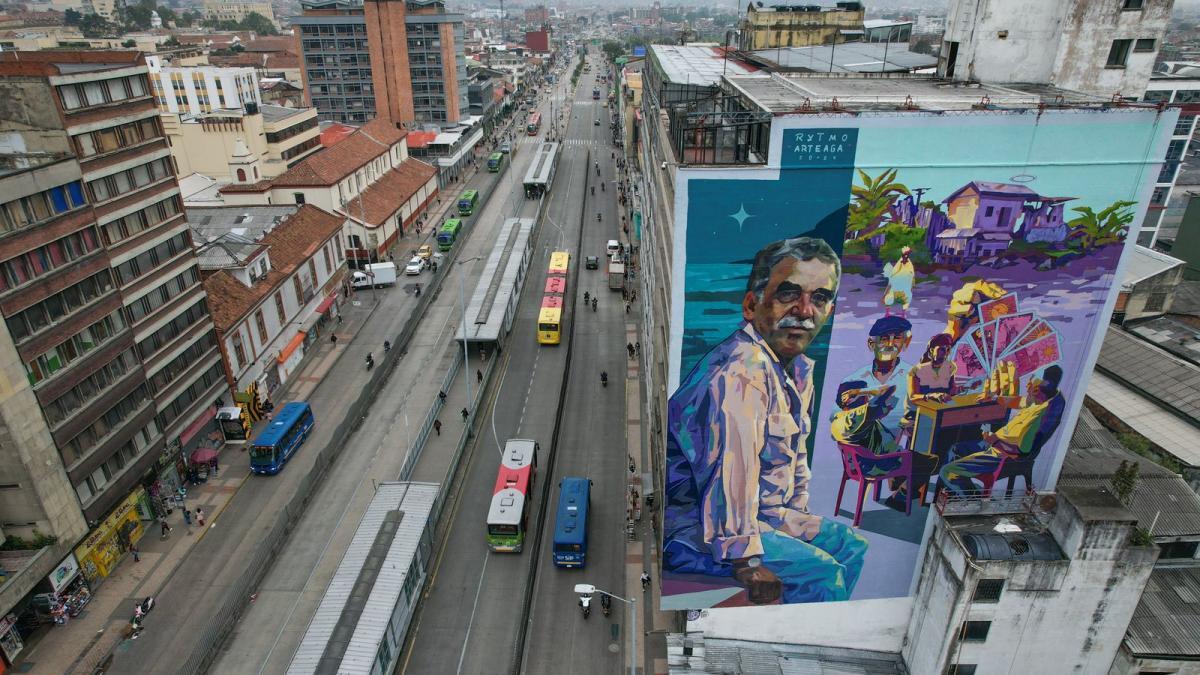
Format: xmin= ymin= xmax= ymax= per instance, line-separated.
xmin=607 ymin=258 xmax=625 ymax=291
xmin=351 ymin=262 xmax=397 ymax=289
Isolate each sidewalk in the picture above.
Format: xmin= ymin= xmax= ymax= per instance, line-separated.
xmin=14 ymin=297 xmax=380 ymax=675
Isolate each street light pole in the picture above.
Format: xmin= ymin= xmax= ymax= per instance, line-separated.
xmin=575 ymin=584 xmax=637 ymax=675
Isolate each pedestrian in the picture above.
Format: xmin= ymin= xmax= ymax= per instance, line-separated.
xmin=627 ymin=342 xmax=635 ymax=358
xmin=621 ymin=287 xmax=628 ymax=301
xmin=433 ymin=419 xmax=442 ymax=436
xmin=476 ymin=369 xmax=483 ymax=384
xmin=159 ymin=516 xmax=171 ymax=539
xmin=438 ymin=390 xmax=447 ymax=404
xmin=330 ymin=334 xmax=338 ymax=344
xmin=625 ymin=301 xmax=630 ymax=314
xmin=131 ymin=544 xmax=140 ymax=563
xmin=635 ymin=341 xmax=641 ymax=355
xmin=210 ymin=458 xmax=219 ymax=477
xmin=461 ymin=407 xmax=469 ymax=422
xmin=337 ymin=314 xmax=343 ymax=324
xmin=183 ymin=508 xmax=192 ymax=526
xmin=641 ymin=571 xmax=650 ymax=590
xmin=196 ymin=508 xmax=205 ymax=528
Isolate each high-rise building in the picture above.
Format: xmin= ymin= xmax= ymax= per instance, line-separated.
xmin=201 ymin=0 xmax=278 ymax=28
xmin=293 ymin=0 xmax=467 ymax=127
xmin=145 ymin=58 xmax=262 ymax=117
xmin=0 ymin=52 xmax=222 ymax=584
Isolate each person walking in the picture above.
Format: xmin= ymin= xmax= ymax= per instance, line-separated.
xmin=460 ymin=407 xmax=469 ymax=422
xmin=627 ymin=342 xmax=635 ymax=358
xmin=641 ymin=571 xmax=651 ymax=590
xmin=131 ymin=544 xmax=140 ymax=563
xmin=635 ymin=341 xmax=641 ymax=355
xmin=159 ymin=516 xmax=172 ymax=539
xmin=433 ymin=419 xmax=442 ymax=436
xmin=438 ymin=390 xmax=448 ymax=404
xmin=476 ymin=369 xmax=483 ymax=385
xmin=183 ymin=508 xmax=192 ymax=527
xmin=195 ymin=507 xmax=205 ymax=528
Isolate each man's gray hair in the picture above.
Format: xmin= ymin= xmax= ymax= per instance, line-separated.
xmin=746 ymin=236 xmax=841 ymax=299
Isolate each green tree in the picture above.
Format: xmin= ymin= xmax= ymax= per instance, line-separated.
xmin=238 ymin=11 xmax=277 ymax=35
xmin=877 ymin=223 xmax=932 ymax=266
xmin=177 ymin=9 xmax=200 ymax=27
xmin=1067 ymin=200 xmax=1136 ymax=252
xmin=1110 ymin=459 xmax=1139 ymax=506
xmin=122 ymin=38 xmax=137 ymax=47
xmin=78 ymin=13 xmax=113 ymax=37
xmin=601 ymin=40 xmax=624 ymax=61
xmin=121 ymin=4 xmax=153 ymax=29
xmin=157 ymin=6 xmax=177 ymax=26
xmin=847 ymin=168 xmax=910 ymax=239
xmin=64 ymin=8 xmax=82 ymax=25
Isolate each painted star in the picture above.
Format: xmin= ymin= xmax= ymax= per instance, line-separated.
xmin=730 ymin=204 xmax=752 ymax=231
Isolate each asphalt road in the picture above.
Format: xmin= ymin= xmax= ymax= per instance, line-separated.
xmin=401 ymin=62 xmax=631 ymax=675
xmin=106 ymin=89 xmax=543 ymax=673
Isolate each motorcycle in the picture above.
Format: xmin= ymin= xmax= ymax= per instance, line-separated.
xmin=579 ymin=595 xmax=591 ymax=619
xmin=601 ymin=371 xmax=608 ymax=388
xmin=601 ymin=593 xmax=612 ymax=617
xmin=591 ymin=298 xmax=597 ymax=312
xmin=365 ymin=354 xmax=375 ymax=371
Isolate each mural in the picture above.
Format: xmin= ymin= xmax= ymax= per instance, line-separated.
xmin=661 ymin=110 xmax=1176 ymax=609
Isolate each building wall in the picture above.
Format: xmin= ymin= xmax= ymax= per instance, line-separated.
xmin=147 ymin=62 xmax=261 ymax=117
xmin=1134 ymin=79 xmax=1200 ymax=246
xmin=294 ymin=14 xmax=375 ymax=124
xmin=201 ymin=0 xmax=276 ymax=26
xmin=162 ymin=109 xmax=320 ymax=181
xmin=364 ymin=0 xmax=414 ymax=127
xmin=1124 ymin=264 xmax=1185 ymax=322
xmin=740 ymin=5 xmax=865 ymax=50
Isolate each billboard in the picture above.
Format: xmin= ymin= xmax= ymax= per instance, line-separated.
xmin=661 ymin=109 xmax=1175 ymax=609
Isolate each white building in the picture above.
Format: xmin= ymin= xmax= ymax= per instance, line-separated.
xmin=939 ymin=0 xmax=1171 ymax=98
xmin=146 ymin=57 xmax=261 ymax=117
xmin=188 ymin=204 xmax=347 ymax=398
xmin=1138 ymin=74 xmax=1200 ymax=246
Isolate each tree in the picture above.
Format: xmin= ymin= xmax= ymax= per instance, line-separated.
xmin=64 ymin=8 xmax=82 ymax=25
xmin=601 ymin=40 xmax=624 ymax=61
xmin=78 ymin=13 xmax=113 ymax=37
xmin=177 ymin=9 xmax=200 ymax=27
xmin=1110 ymin=459 xmax=1139 ymax=507
xmin=122 ymin=38 xmax=137 ymax=48
xmin=238 ymin=11 xmax=277 ymax=36
xmin=1066 ymin=200 xmax=1136 ymax=252
xmin=847 ymin=168 xmax=911 ymax=239
xmin=878 ymin=223 xmax=932 ymax=266
xmin=157 ymin=6 xmax=177 ymax=26
xmin=121 ymin=4 xmax=154 ymax=30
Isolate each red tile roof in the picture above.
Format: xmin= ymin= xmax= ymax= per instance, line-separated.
xmin=319 ymin=122 xmax=357 ymax=148
xmin=405 ymin=130 xmax=438 ymax=149
xmin=202 ymin=205 xmax=344 ymax=332
xmin=271 ymin=118 xmax=406 ymax=187
xmin=241 ymin=36 xmax=295 ymax=53
xmin=343 ymin=160 xmax=437 ymax=226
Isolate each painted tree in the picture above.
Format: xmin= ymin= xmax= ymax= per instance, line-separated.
xmin=1067 ymin=200 xmax=1136 ymax=252
xmin=847 ymin=169 xmax=910 ymax=239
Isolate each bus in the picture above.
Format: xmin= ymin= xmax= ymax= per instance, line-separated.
xmin=592 ymin=87 xmax=600 ymax=100
xmin=522 ymin=142 xmax=559 ymax=199
xmin=538 ymin=251 xmax=569 ymax=345
xmin=526 ymin=111 xmax=542 ymax=136
xmin=249 ymin=402 xmax=314 ymax=475
xmin=486 ymin=439 xmax=539 ymax=552
xmin=437 ymin=218 xmax=463 ymax=251
xmin=552 ymin=477 xmax=592 ymax=568
xmin=487 ymin=152 xmax=504 ymax=172
xmin=457 ymin=189 xmax=479 ymax=216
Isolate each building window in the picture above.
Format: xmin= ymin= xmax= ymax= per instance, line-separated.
xmin=322 ymin=246 xmax=333 ymax=275
xmin=949 ymin=666 xmax=977 ymax=675
xmin=1134 ymin=38 xmax=1156 ymax=52
xmin=961 ymin=620 xmax=991 ymax=642
xmin=1174 ymin=115 xmax=1195 ymax=137
xmin=1107 ymin=39 xmax=1132 ymax=68
xmin=255 ymin=310 xmax=268 ymax=344
xmin=274 ymin=291 xmax=287 ymax=323
xmin=1122 ymin=0 xmax=1144 ymax=9
xmin=0 ymin=180 xmax=87 ymax=232
xmin=237 ymin=168 xmax=246 ymax=182
xmin=1145 ymin=292 xmax=1167 ymax=312
xmin=24 ymin=310 xmax=126 ymax=387
xmin=308 ymin=259 xmax=318 ymax=284
xmin=972 ymin=579 xmax=1004 ymax=603
xmin=231 ymin=331 xmax=246 ymax=369
xmin=294 ymin=192 xmax=306 ymax=205
xmin=0 ymin=227 xmax=102 ymax=292
xmin=293 ymin=276 xmax=304 ymax=306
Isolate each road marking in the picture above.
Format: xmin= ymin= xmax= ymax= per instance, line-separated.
xmin=455 ymin=551 xmax=491 ymax=675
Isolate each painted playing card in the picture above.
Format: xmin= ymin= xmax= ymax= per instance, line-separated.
xmin=982 ymin=320 xmax=999 ymax=367
xmin=968 ymin=327 xmax=992 ymax=371
xmin=1005 ymin=318 xmax=1054 ymax=357
xmin=992 ymin=312 xmax=1034 ymax=360
xmin=976 ymin=293 xmax=1019 ymax=325
xmin=1007 ymin=334 xmax=1060 ymax=378
xmin=953 ymin=338 xmax=987 ymax=383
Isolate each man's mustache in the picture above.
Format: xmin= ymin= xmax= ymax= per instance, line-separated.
xmin=777 ymin=317 xmax=816 ymax=331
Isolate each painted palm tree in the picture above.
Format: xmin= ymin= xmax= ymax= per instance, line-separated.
xmin=1066 ymin=200 xmax=1136 ymax=252
xmin=847 ymin=169 xmax=911 ymax=239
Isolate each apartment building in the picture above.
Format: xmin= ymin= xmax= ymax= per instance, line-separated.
xmin=736 ymin=2 xmax=866 ymax=50
xmin=201 ymin=0 xmax=277 ymax=27
xmin=0 ymin=53 xmax=221 ymax=593
xmin=146 ymin=58 xmax=262 ymax=117
xmin=293 ymin=0 xmax=468 ymax=127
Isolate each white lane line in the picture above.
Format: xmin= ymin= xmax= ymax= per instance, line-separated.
xmin=456 ymin=551 xmax=491 ymax=674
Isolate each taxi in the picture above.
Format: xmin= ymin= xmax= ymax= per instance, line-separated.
xmin=417 ymin=244 xmax=433 ymax=260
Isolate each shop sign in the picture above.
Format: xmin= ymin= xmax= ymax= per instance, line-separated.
xmin=74 ymin=488 xmax=144 ymax=580
xmin=47 ymin=554 xmax=80 ymax=594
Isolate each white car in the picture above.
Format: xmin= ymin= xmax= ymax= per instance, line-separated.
xmin=404 ymin=256 xmax=425 ymax=276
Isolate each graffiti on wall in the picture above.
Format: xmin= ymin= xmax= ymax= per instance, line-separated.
xmin=661 ymin=110 xmax=1175 ymax=609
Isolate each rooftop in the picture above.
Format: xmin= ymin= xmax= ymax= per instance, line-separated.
xmin=667 ymin=633 xmax=905 ymax=674
xmin=190 ymin=205 xmax=343 ymax=330
xmin=1096 ymin=326 xmax=1200 ymax=427
xmin=342 ymin=160 xmax=437 ymax=226
xmin=649 ymin=44 xmax=760 ymax=87
xmin=260 ymin=103 xmax=309 ymax=123
xmin=724 ymin=73 xmax=1106 ymax=113
xmin=748 ymin=43 xmax=935 ymax=74
xmin=1060 ymin=409 xmax=1200 ymax=540
xmin=270 ymin=118 xmax=405 ymax=187
xmin=1127 ymin=314 xmax=1200 ymax=366
xmin=1122 ymin=245 xmax=1185 ymax=290
xmin=1125 ymin=566 xmax=1200 ymax=659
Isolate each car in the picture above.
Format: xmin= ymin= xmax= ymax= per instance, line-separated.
xmin=594 ymin=119 xmax=600 ymax=126
xmin=606 ymin=239 xmax=620 ymax=256
xmin=404 ymin=256 xmax=425 ymax=275
xmin=500 ymin=142 xmax=512 ymax=154
xmin=585 ymin=255 xmax=600 ymax=270
xmin=416 ymin=244 xmax=433 ymax=260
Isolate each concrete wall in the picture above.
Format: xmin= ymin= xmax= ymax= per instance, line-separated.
xmin=688 ymin=597 xmax=914 ymax=654
xmin=1123 ymin=265 xmax=1184 ymax=322
xmin=1051 ymin=0 xmax=1171 ymax=98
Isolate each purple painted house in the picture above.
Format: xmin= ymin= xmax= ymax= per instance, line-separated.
xmin=932 ymin=181 xmax=1076 ymax=264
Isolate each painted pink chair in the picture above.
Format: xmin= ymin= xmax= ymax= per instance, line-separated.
xmin=834 ymin=442 xmax=915 ymax=527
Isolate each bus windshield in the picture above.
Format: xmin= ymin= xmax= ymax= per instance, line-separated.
xmin=489 ymin=524 xmax=518 ymax=536
xmin=538 ymin=322 xmax=558 ymax=331
xmin=249 ymin=445 xmax=274 ymax=461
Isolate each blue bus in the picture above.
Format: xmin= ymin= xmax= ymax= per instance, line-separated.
xmin=552 ymin=476 xmax=591 ymax=568
xmin=249 ymin=402 xmax=315 ymax=475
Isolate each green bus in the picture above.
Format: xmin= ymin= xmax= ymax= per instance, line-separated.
xmin=437 ymin=218 xmax=463 ymax=251
xmin=487 ymin=152 xmax=504 ymax=172
xmin=457 ymin=189 xmax=479 ymax=216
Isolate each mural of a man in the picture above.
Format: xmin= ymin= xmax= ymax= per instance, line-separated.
xmin=938 ymin=365 xmax=1064 ymax=496
xmin=664 ymin=236 xmax=868 ymax=604
xmin=841 ymin=316 xmax=913 ymax=441
xmin=881 ymin=246 xmax=915 ymax=316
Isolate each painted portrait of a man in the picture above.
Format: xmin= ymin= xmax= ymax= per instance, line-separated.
xmin=663 ymin=236 xmax=868 ymax=605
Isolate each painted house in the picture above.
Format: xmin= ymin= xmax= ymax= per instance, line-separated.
xmin=943 ymin=181 xmax=1037 ymax=233
xmin=933 ymin=181 xmax=1076 ymax=264
xmin=1018 ymin=196 xmax=1073 ymax=246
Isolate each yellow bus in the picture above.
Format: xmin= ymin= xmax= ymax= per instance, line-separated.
xmin=548 ymin=251 xmax=570 ymax=275
xmin=537 ymin=305 xmax=562 ymax=345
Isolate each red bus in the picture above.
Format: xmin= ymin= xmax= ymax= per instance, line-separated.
xmin=526 ymin=112 xmax=542 ymax=136
xmin=486 ymin=439 xmax=539 ymax=552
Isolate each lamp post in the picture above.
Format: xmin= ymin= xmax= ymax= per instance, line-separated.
xmin=456 ymin=256 xmax=484 ymax=411
xmin=574 ymin=584 xmax=636 ymax=675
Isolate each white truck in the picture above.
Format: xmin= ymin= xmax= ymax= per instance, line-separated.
xmin=351 ymin=262 xmax=398 ymax=289
xmin=607 ymin=258 xmax=625 ymax=291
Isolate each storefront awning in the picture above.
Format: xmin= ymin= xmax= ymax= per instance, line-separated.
xmin=316 ymin=294 xmax=337 ymax=314
xmin=278 ymin=333 xmax=305 ymax=363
